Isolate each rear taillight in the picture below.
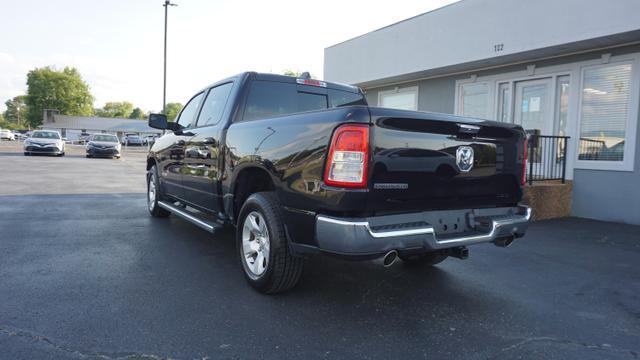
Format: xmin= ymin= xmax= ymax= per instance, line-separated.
xmin=521 ymin=138 xmax=528 ymax=186
xmin=324 ymin=124 xmax=369 ymax=188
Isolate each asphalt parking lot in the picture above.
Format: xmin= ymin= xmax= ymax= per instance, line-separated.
xmin=1 ymin=140 xmax=639 ymax=359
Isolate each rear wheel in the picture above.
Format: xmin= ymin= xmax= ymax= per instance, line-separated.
xmin=237 ymin=192 xmax=304 ymax=294
xmin=400 ymin=252 xmax=448 ymax=267
xmin=147 ymin=165 xmax=170 ymax=218
xmin=24 ymin=152 xmax=30 ymax=156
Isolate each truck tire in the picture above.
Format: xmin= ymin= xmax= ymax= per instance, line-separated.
xmin=147 ymin=165 xmax=170 ymax=218
xmin=400 ymin=252 xmax=447 ymax=267
xmin=237 ymin=192 xmax=304 ymax=294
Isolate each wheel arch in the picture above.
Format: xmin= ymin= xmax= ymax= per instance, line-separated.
xmin=229 ymin=164 xmax=277 ymax=224
xmin=146 ymin=156 xmax=157 ymax=171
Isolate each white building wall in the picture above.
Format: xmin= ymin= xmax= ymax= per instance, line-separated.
xmin=325 ymin=0 xmax=640 ymax=86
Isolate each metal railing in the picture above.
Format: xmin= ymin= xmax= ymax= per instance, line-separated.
xmin=577 ymin=138 xmax=624 ymax=161
xmin=527 ymin=135 xmax=569 ymax=185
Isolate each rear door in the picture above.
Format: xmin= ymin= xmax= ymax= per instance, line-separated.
xmin=182 ymin=82 xmax=234 ymax=212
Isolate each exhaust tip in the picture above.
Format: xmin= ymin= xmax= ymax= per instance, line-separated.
xmin=382 ymin=250 xmax=398 ymax=267
xmin=494 ymin=236 xmax=515 ymax=248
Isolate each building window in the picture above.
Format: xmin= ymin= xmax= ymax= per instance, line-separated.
xmin=578 ymin=63 xmax=632 ymax=163
xmin=459 ymin=82 xmax=489 ymax=119
xmin=378 ymin=86 xmax=418 ymax=110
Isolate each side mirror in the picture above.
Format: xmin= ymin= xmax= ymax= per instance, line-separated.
xmin=148 ymin=113 xmax=168 ymax=130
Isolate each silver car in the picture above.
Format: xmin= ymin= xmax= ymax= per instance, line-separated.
xmin=125 ymin=134 xmax=144 ymax=146
xmin=23 ymin=130 xmax=65 ymax=156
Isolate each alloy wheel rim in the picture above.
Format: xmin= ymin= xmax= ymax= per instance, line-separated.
xmin=242 ymin=211 xmax=270 ymax=278
xmin=148 ymin=173 xmax=156 ymax=211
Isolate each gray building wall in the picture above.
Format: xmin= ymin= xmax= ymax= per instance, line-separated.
xmin=365 ymin=76 xmax=457 ymax=114
xmin=572 ymin=120 xmax=640 ymax=225
xmin=362 ymin=45 xmax=640 ymax=225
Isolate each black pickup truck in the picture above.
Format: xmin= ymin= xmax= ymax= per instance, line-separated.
xmin=146 ymin=72 xmax=531 ymax=294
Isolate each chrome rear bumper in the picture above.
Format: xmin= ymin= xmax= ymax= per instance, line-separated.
xmin=315 ymin=206 xmax=531 ymax=255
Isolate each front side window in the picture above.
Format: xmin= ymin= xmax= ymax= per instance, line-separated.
xmin=459 ymin=82 xmax=489 ymax=119
xmin=578 ymin=63 xmax=632 ymax=162
xmin=197 ymin=83 xmax=233 ymax=127
xmin=176 ymin=92 xmax=204 ymax=129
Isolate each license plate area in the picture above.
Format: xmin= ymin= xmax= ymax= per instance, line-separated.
xmin=422 ymin=209 xmax=471 ymax=236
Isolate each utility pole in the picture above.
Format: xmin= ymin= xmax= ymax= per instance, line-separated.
xmin=163 ymin=0 xmax=178 ymax=114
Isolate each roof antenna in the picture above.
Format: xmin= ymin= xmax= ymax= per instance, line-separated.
xmin=299 ymin=72 xmax=311 ymax=79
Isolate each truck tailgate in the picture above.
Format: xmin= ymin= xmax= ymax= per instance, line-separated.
xmin=368 ymin=108 xmax=526 ymax=214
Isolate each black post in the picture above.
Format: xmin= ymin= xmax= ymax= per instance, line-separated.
xmin=561 ymin=137 xmax=568 ymax=184
xmin=162 ymin=1 xmax=177 ymax=114
xmin=528 ymin=135 xmax=535 ymax=185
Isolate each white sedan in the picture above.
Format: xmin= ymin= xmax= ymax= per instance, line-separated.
xmin=23 ymin=130 xmax=65 ymax=156
xmin=0 ymin=129 xmax=15 ymax=141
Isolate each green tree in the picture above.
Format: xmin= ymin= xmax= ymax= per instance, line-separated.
xmin=0 ymin=113 xmax=19 ymax=130
xmin=162 ymin=102 xmax=183 ymax=122
xmin=283 ymin=70 xmax=302 ymax=77
xmin=129 ymin=107 xmax=146 ymax=119
xmin=95 ymin=101 xmax=134 ymax=118
xmin=25 ymin=66 xmax=94 ymax=127
xmin=3 ymin=95 xmax=28 ymax=126
xmin=283 ymin=70 xmax=314 ymax=78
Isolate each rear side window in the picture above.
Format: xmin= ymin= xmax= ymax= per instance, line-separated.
xmin=242 ymin=81 xmax=365 ymax=121
xmin=329 ymin=89 xmax=367 ymax=107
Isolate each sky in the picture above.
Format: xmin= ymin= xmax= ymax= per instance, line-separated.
xmin=0 ymin=0 xmax=459 ymax=113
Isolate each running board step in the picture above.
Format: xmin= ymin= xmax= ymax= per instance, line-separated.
xmin=157 ymin=201 xmax=223 ymax=234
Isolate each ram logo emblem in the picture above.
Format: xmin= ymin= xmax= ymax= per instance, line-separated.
xmin=456 ymin=146 xmax=474 ymax=172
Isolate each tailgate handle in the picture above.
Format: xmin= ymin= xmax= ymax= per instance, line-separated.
xmin=457 ymin=124 xmax=480 ymax=134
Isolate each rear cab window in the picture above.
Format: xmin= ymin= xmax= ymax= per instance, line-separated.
xmin=242 ymin=80 xmax=366 ymax=122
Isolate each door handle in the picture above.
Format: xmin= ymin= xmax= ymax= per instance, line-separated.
xmin=185 ymin=146 xmax=210 ymax=159
xmin=203 ymin=137 xmax=216 ymax=146
xmin=176 ymin=139 xmax=185 ymax=146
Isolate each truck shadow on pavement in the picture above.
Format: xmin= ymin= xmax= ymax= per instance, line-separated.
xmin=150 ymin=209 xmax=499 ymax=313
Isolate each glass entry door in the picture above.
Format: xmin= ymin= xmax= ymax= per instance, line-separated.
xmin=514 ymin=78 xmax=553 ymax=135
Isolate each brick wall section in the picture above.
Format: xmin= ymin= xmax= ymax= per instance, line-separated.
xmin=522 ymin=181 xmax=573 ymax=221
